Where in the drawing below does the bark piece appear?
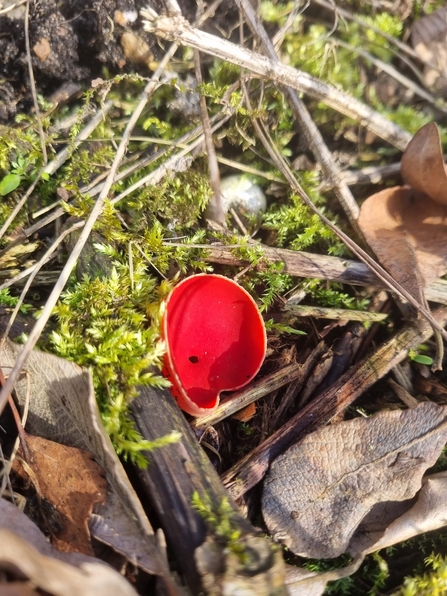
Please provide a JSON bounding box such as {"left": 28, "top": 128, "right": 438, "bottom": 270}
{"left": 13, "top": 434, "right": 107, "bottom": 555}
{"left": 129, "top": 384, "right": 286, "bottom": 595}
{"left": 262, "top": 402, "right": 447, "bottom": 559}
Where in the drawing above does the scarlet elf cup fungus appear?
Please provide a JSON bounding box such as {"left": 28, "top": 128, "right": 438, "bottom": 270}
{"left": 162, "top": 274, "right": 267, "bottom": 417}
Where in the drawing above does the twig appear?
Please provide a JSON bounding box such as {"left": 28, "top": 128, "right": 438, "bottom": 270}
{"left": 388, "top": 378, "right": 420, "bottom": 408}
{"left": 0, "top": 43, "right": 180, "bottom": 417}
{"left": 191, "top": 362, "right": 304, "bottom": 430}
{"left": 141, "top": 9, "right": 412, "bottom": 150}
{"left": 194, "top": 49, "right": 225, "bottom": 223}
{"left": 322, "top": 162, "right": 401, "bottom": 189}
{"left": 172, "top": 241, "right": 447, "bottom": 305}
{"left": 24, "top": 0, "right": 47, "bottom": 164}
{"left": 221, "top": 306, "right": 447, "bottom": 499}
{"left": 283, "top": 304, "right": 388, "bottom": 322}
{"left": 235, "top": 0, "right": 361, "bottom": 234}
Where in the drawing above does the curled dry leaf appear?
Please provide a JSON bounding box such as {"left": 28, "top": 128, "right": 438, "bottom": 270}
{"left": 284, "top": 558, "right": 363, "bottom": 596}
{"left": 262, "top": 402, "right": 447, "bottom": 559}
{"left": 400, "top": 122, "right": 447, "bottom": 205}
{"left": 0, "top": 340, "right": 164, "bottom": 575}
{"left": 358, "top": 122, "right": 447, "bottom": 303}
{"left": 12, "top": 434, "right": 107, "bottom": 556}
{"left": 0, "top": 497, "right": 116, "bottom": 567}
{"left": 350, "top": 470, "right": 447, "bottom": 555}
{"left": 0, "top": 528, "right": 137, "bottom": 596}
{"left": 358, "top": 186, "right": 447, "bottom": 297}
{"left": 412, "top": 7, "right": 447, "bottom": 96}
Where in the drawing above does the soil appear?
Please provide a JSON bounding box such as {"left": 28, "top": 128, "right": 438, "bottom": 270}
{"left": 0, "top": 0, "right": 232, "bottom": 121}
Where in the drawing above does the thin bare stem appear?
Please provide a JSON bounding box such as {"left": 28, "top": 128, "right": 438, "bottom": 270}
{"left": 235, "top": 0, "right": 361, "bottom": 233}
{"left": 24, "top": 0, "right": 47, "bottom": 164}
{"left": 141, "top": 9, "right": 411, "bottom": 149}
{"left": 194, "top": 49, "right": 225, "bottom": 223}
{"left": 0, "top": 221, "right": 84, "bottom": 345}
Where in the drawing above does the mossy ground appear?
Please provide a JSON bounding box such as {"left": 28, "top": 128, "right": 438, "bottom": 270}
{"left": 1, "top": 1, "right": 447, "bottom": 593}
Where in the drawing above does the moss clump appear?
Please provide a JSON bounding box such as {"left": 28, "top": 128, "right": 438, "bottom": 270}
{"left": 192, "top": 491, "right": 247, "bottom": 561}
{"left": 50, "top": 248, "right": 175, "bottom": 464}
{"left": 394, "top": 554, "right": 447, "bottom": 596}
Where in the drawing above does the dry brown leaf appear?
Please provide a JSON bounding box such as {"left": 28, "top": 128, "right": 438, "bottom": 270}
{"left": 0, "top": 340, "right": 164, "bottom": 575}
{"left": 401, "top": 122, "right": 447, "bottom": 204}
{"left": 232, "top": 402, "right": 256, "bottom": 422}
{"left": 349, "top": 471, "right": 447, "bottom": 555}
{"left": 262, "top": 402, "right": 447, "bottom": 559}
{"left": 358, "top": 186, "right": 447, "bottom": 294}
{"left": 0, "top": 497, "right": 105, "bottom": 567}
{"left": 0, "top": 583, "right": 38, "bottom": 596}
{"left": 13, "top": 434, "right": 107, "bottom": 556}
{"left": 0, "top": 529, "right": 138, "bottom": 596}
{"left": 412, "top": 7, "right": 447, "bottom": 96}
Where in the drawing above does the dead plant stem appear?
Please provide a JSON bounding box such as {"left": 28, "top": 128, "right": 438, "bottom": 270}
{"left": 244, "top": 94, "right": 447, "bottom": 344}
{"left": 235, "top": 0, "right": 361, "bottom": 233}
{"left": 24, "top": 0, "right": 47, "bottom": 164}
{"left": 141, "top": 9, "right": 412, "bottom": 149}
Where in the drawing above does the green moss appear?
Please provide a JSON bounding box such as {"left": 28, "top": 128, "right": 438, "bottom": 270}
{"left": 191, "top": 491, "right": 247, "bottom": 561}
{"left": 50, "top": 251, "right": 175, "bottom": 464}
{"left": 394, "top": 554, "right": 447, "bottom": 596}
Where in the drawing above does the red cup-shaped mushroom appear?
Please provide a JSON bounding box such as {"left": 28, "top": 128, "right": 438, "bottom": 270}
{"left": 162, "top": 274, "right": 266, "bottom": 416}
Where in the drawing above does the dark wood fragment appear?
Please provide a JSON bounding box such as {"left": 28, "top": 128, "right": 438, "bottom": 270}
{"left": 129, "top": 386, "right": 286, "bottom": 595}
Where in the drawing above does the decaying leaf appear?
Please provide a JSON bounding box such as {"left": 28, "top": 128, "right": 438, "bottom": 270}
{"left": 349, "top": 470, "right": 447, "bottom": 555}
{"left": 262, "top": 402, "right": 447, "bottom": 559}
{"left": 284, "top": 558, "right": 363, "bottom": 596}
{"left": 401, "top": 122, "right": 447, "bottom": 205}
{"left": 0, "top": 528, "right": 138, "bottom": 596}
{"left": 358, "top": 186, "right": 447, "bottom": 296}
{"left": 412, "top": 7, "right": 447, "bottom": 96}
{"left": 12, "top": 434, "right": 107, "bottom": 556}
{"left": 0, "top": 340, "right": 164, "bottom": 575}
{"left": 358, "top": 123, "right": 447, "bottom": 301}
{"left": 0, "top": 497, "right": 113, "bottom": 567}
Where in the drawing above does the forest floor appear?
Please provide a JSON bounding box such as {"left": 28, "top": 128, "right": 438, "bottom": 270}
{"left": 1, "top": 0, "right": 447, "bottom": 595}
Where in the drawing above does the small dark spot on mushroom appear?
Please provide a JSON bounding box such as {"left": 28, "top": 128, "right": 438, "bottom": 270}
{"left": 189, "top": 355, "right": 199, "bottom": 363}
